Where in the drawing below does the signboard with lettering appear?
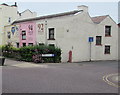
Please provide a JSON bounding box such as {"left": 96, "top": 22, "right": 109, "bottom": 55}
{"left": 38, "top": 24, "right": 44, "bottom": 32}
{"left": 42, "top": 54, "right": 54, "bottom": 57}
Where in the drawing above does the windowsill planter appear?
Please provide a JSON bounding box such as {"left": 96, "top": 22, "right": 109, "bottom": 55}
{"left": 0, "top": 56, "right": 5, "bottom": 66}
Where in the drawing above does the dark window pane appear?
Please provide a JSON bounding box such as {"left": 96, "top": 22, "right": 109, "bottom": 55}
{"left": 49, "top": 28, "right": 54, "bottom": 40}
{"left": 22, "top": 31, "right": 26, "bottom": 40}
{"left": 28, "top": 43, "right": 33, "bottom": 46}
{"left": 23, "top": 43, "right": 26, "bottom": 47}
{"left": 105, "top": 45, "right": 110, "bottom": 54}
{"left": 105, "top": 26, "right": 111, "bottom": 36}
{"left": 7, "top": 32, "right": 11, "bottom": 39}
{"left": 96, "top": 36, "right": 102, "bottom": 45}
{"left": 49, "top": 44, "right": 55, "bottom": 47}
{"left": 39, "top": 43, "right": 44, "bottom": 46}
{"left": 16, "top": 43, "right": 19, "bottom": 48}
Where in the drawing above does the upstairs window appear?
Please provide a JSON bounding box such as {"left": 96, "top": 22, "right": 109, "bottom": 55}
{"left": 96, "top": 36, "right": 102, "bottom": 45}
{"left": 48, "top": 28, "right": 55, "bottom": 40}
{"left": 22, "top": 31, "right": 26, "bottom": 40}
{"left": 105, "top": 45, "right": 110, "bottom": 54}
{"left": 105, "top": 26, "right": 111, "bottom": 36}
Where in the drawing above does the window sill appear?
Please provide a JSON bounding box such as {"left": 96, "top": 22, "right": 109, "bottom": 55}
{"left": 96, "top": 44, "right": 102, "bottom": 46}
{"left": 48, "top": 39, "right": 55, "bottom": 40}
{"left": 105, "top": 35, "right": 112, "bottom": 37}
{"left": 104, "top": 53, "right": 110, "bottom": 55}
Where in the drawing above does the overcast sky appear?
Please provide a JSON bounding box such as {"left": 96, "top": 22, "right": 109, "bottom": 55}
{"left": 1, "top": 2, "right": 119, "bottom": 23}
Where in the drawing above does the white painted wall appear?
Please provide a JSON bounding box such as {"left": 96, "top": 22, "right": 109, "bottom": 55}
{"left": 3, "top": 5, "right": 118, "bottom": 62}
{"left": 92, "top": 16, "right": 118, "bottom": 61}
{"left": 0, "top": 4, "right": 18, "bottom": 45}
{"left": 36, "top": 10, "right": 118, "bottom": 62}
{"left": 4, "top": 25, "right": 19, "bottom": 47}
{"left": 0, "top": 4, "right": 37, "bottom": 46}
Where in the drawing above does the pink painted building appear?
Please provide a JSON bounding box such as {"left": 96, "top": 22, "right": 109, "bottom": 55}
{"left": 19, "top": 22, "right": 36, "bottom": 47}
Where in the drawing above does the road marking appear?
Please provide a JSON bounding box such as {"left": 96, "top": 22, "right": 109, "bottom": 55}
{"left": 103, "top": 73, "right": 119, "bottom": 88}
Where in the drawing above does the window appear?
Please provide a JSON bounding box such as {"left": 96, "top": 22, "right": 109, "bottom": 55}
{"left": 23, "top": 43, "right": 26, "bottom": 47}
{"left": 8, "top": 17, "right": 11, "bottom": 23}
{"left": 28, "top": 43, "right": 33, "bottom": 46}
{"left": 105, "top": 26, "right": 111, "bottom": 36}
{"left": 7, "top": 32, "right": 11, "bottom": 39}
{"left": 16, "top": 43, "right": 19, "bottom": 48}
{"left": 39, "top": 43, "right": 44, "bottom": 46}
{"left": 49, "top": 44, "right": 55, "bottom": 47}
{"left": 96, "top": 36, "right": 102, "bottom": 45}
{"left": 105, "top": 45, "right": 110, "bottom": 54}
{"left": 49, "top": 28, "right": 55, "bottom": 40}
{"left": 22, "top": 31, "right": 26, "bottom": 40}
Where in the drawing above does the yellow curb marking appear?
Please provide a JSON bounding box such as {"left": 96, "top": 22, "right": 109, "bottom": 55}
{"left": 103, "top": 73, "right": 119, "bottom": 88}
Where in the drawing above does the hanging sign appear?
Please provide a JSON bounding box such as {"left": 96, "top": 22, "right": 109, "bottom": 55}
{"left": 11, "top": 27, "right": 15, "bottom": 35}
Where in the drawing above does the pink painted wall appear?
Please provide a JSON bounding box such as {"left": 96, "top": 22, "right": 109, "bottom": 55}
{"left": 19, "top": 22, "right": 36, "bottom": 47}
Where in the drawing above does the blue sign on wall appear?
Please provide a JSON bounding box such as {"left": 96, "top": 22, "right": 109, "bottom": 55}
{"left": 88, "top": 37, "right": 94, "bottom": 42}
{"left": 11, "top": 27, "right": 15, "bottom": 35}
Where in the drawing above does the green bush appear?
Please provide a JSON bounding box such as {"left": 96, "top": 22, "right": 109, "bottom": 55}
{"left": 2, "top": 44, "right": 61, "bottom": 63}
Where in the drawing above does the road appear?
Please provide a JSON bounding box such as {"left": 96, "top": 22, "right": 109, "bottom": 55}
{"left": 2, "top": 59, "right": 118, "bottom": 93}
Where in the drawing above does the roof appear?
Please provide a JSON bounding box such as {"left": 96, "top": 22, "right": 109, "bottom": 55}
{"left": 91, "top": 15, "right": 108, "bottom": 24}
{"left": 1, "top": 3, "right": 17, "bottom": 7}
{"left": 12, "top": 10, "right": 82, "bottom": 24}
{"left": 1, "top": 3, "right": 9, "bottom": 6}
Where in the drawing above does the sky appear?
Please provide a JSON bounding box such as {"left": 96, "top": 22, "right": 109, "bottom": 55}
{"left": 0, "top": 1, "right": 119, "bottom": 23}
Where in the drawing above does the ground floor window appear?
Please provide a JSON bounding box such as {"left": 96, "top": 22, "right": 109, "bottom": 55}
{"left": 49, "top": 44, "right": 55, "bottom": 47}
{"left": 105, "top": 45, "right": 110, "bottom": 54}
{"left": 23, "top": 43, "right": 26, "bottom": 47}
{"left": 28, "top": 43, "right": 33, "bottom": 46}
{"left": 39, "top": 43, "right": 44, "bottom": 46}
{"left": 16, "top": 42, "right": 19, "bottom": 48}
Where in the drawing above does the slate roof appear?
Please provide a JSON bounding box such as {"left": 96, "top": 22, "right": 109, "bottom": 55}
{"left": 91, "top": 15, "right": 108, "bottom": 24}
{"left": 12, "top": 10, "right": 82, "bottom": 24}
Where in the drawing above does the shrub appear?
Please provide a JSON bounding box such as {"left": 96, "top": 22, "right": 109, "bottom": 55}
{"left": 2, "top": 44, "right": 61, "bottom": 63}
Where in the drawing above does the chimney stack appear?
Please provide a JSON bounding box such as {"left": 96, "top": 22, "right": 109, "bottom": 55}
{"left": 15, "top": 2, "right": 17, "bottom": 7}
{"left": 77, "top": 5, "right": 88, "bottom": 13}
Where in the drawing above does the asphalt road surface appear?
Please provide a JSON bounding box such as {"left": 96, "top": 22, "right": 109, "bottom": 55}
{"left": 2, "top": 59, "right": 118, "bottom": 93}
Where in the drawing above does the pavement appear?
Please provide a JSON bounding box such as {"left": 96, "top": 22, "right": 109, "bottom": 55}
{"left": 1, "top": 59, "right": 119, "bottom": 93}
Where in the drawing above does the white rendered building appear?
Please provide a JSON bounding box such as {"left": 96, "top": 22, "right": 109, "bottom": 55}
{"left": 7, "top": 5, "right": 118, "bottom": 62}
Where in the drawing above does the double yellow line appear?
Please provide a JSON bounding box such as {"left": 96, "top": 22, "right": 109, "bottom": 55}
{"left": 103, "top": 73, "right": 119, "bottom": 88}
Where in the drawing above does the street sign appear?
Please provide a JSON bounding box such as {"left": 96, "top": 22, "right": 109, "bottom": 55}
{"left": 42, "top": 54, "right": 54, "bottom": 57}
{"left": 88, "top": 37, "right": 94, "bottom": 42}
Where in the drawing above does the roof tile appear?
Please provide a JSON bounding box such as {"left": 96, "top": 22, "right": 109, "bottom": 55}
{"left": 91, "top": 15, "right": 108, "bottom": 24}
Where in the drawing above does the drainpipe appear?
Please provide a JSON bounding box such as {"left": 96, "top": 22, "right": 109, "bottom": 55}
{"left": 45, "top": 20, "right": 47, "bottom": 45}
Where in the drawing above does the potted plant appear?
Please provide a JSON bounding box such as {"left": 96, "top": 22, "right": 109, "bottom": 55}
{"left": 0, "top": 56, "right": 5, "bottom": 66}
